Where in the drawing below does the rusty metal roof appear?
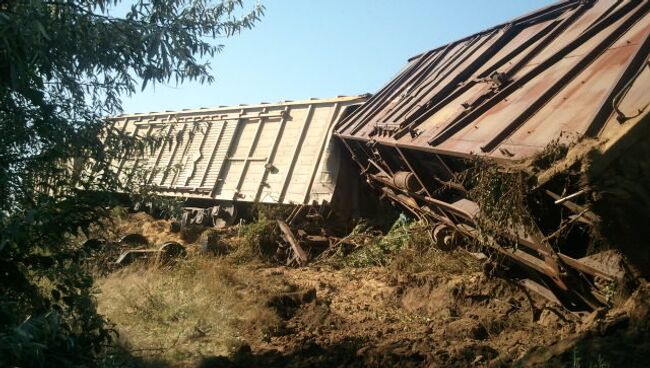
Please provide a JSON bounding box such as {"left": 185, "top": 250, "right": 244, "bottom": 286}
{"left": 335, "top": 0, "right": 649, "bottom": 160}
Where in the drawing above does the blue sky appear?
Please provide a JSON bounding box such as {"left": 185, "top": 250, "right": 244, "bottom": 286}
{"left": 121, "top": 0, "right": 555, "bottom": 114}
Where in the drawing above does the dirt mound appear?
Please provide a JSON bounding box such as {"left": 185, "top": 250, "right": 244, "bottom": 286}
{"left": 94, "top": 212, "right": 649, "bottom": 367}
{"left": 84, "top": 210, "right": 184, "bottom": 247}
{"left": 207, "top": 267, "right": 571, "bottom": 368}
{"left": 194, "top": 268, "right": 649, "bottom": 368}
{"left": 516, "top": 282, "right": 650, "bottom": 368}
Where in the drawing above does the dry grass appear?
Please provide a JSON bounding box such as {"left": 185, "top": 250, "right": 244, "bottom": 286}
{"left": 390, "top": 247, "right": 482, "bottom": 275}
{"left": 85, "top": 208, "right": 183, "bottom": 246}
{"left": 96, "top": 257, "right": 294, "bottom": 366}
{"left": 92, "top": 211, "right": 483, "bottom": 367}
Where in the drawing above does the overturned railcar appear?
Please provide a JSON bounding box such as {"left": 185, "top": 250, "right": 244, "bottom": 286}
{"left": 111, "top": 96, "right": 366, "bottom": 226}
{"left": 335, "top": 0, "right": 650, "bottom": 310}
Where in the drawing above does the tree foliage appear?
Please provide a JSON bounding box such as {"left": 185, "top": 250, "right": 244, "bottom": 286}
{"left": 0, "top": 1, "right": 263, "bottom": 366}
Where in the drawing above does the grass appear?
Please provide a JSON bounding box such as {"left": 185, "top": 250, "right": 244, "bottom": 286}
{"left": 466, "top": 159, "right": 536, "bottom": 248}
{"left": 96, "top": 257, "right": 294, "bottom": 366}
{"left": 530, "top": 139, "right": 569, "bottom": 172}
{"left": 339, "top": 215, "right": 413, "bottom": 267}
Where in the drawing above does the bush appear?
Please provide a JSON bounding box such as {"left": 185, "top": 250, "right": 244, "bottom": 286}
{"left": 0, "top": 1, "right": 263, "bottom": 366}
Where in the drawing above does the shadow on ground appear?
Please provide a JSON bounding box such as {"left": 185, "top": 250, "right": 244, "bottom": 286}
{"left": 196, "top": 337, "right": 428, "bottom": 368}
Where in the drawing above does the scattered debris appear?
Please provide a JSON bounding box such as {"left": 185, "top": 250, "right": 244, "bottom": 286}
{"left": 94, "top": 212, "right": 650, "bottom": 367}
{"left": 114, "top": 240, "right": 186, "bottom": 267}
{"left": 104, "top": 0, "right": 649, "bottom": 313}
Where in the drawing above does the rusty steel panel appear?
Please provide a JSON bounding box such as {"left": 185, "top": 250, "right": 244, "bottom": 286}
{"left": 336, "top": 0, "right": 649, "bottom": 160}
{"left": 335, "top": 0, "right": 649, "bottom": 310}
{"left": 112, "top": 96, "right": 366, "bottom": 205}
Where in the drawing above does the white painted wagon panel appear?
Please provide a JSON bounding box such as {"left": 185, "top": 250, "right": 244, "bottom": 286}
{"left": 184, "top": 122, "right": 219, "bottom": 188}
{"left": 161, "top": 126, "right": 192, "bottom": 187}
{"left": 239, "top": 161, "right": 266, "bottom": 199}
{"left": 307, "top": 105, "right": 349, "bottom": 204}
{"left": 201, "top": 120, "right": 237, "bottom": 189}
{"left": 114, "top": 120, "right": 145, "bottom": 184}
{"left": 173, "top": 124, "right": 208, "bottom": 187}
{"left": 260, "top": 107, "right": 309, "bottom": 203}
{"left": 283, "top": 105, "right": 337, "bottom": 204}
{"left": 139, "top": 125, "right": 166, "bottom": 176}
{"left": 111, "top": 96, "right": 366, "bottom": 204}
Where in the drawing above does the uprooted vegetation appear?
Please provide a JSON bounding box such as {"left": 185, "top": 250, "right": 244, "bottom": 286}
{"left": 321, "top": 217, "right": 481, "bottom": 275}
{"left": 465, "top": 134, "right": 647, "bottom": 266}
{"left": 463, "top": 138, "right": 579, "bottom": 250}
{"left": 462, "top": 135, "right": 648, "bottom": 305}
{"left": 466, "top": 161, "right": 537, "bottom": 249}
{"left": 89, "top": 210, "right": 650, "bottom": 368}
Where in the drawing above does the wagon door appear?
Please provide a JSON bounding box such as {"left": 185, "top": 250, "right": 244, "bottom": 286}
{"left": 212, "top": 108, "right": 287, "bottom": 201}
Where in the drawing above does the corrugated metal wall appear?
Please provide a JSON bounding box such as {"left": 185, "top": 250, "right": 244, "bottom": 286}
{"left": 111, "top": 96, "right": 366, "bottom": 205}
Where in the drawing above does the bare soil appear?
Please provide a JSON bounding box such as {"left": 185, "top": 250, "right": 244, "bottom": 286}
{"left": 95, "top": 213, "right": 650, "bottom": 368}
{"left": 249, "top": 266, "right": 568, "bottom": 367}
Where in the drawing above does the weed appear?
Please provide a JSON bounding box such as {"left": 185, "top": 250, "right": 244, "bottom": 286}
{"left": 338, "top": 216, "right": 481, "bottom": 274}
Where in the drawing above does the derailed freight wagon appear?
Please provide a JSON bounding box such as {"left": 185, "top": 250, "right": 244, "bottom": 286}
{"left": 110, "top": 96, "right": 366, "bottom": 227}
{"left": 335, "top": 0, "right": 650, "bottom": 310}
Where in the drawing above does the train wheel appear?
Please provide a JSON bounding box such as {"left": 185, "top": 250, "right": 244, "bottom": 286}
{"left": 432, "top": 224, "right": 457, "bottom": 251}
{"left": 212, "top": 203, "right": 238, "bottom": 229}
{"left": 157, "top": 241, "right": 186, "bottom": 266}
